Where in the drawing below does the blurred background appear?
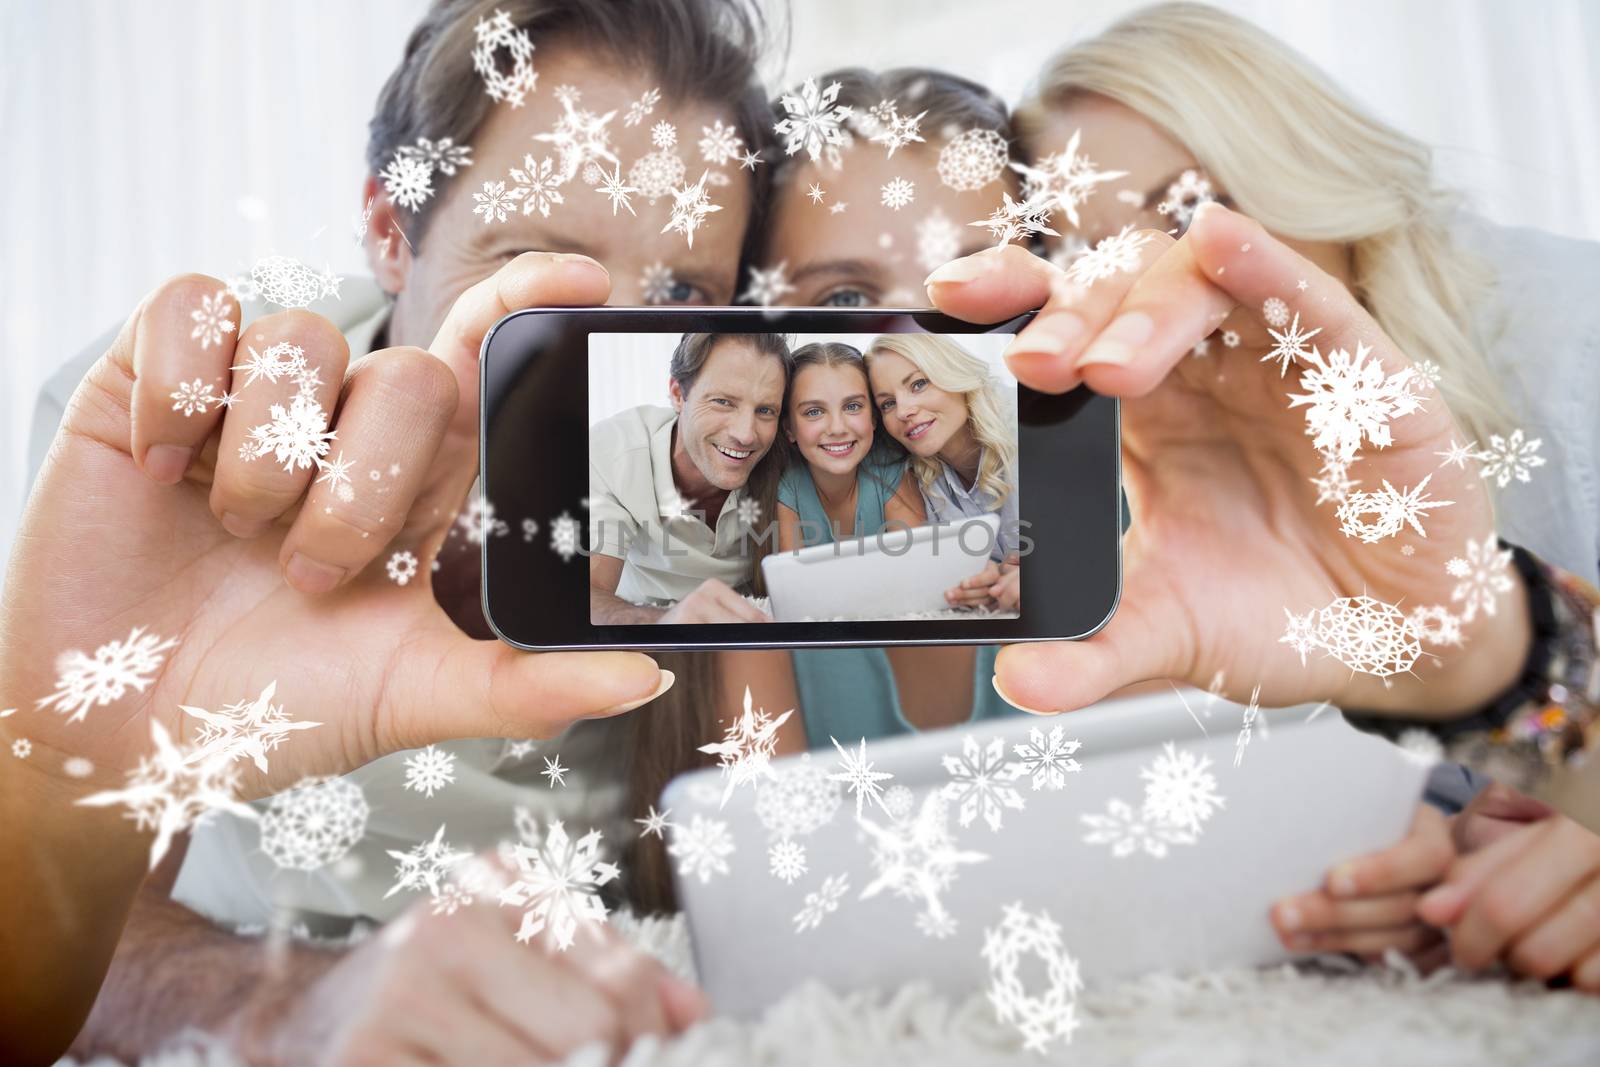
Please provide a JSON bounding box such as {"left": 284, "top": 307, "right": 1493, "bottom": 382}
{"left": 2, "top": 0, "right": 1597, "bottom": 562}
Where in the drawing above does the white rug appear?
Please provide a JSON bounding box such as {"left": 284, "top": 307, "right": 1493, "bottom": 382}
{"left": 74, "top": 912, "right": 1600, "bottom": 1067}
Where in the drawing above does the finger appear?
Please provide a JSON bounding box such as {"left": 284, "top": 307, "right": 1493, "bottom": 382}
{"left": 1506, "top": 872, "right": 1600, "bottom": 979}
{"left": 1326, "top": 806, "right": 1454, "bottom": 897}
{"left": 1576, "top": 946, "right": 1600, "bottom": 993}
{"left": 1446, "top": 820, "right": 1600, "bottom": 970}
{"left": 710, "top": 585, "right": 771, "bottom": 622}
{"left": 656, "top": 970, "right": 711, "bottom": 1030}
{"left": 1454, "top": 783, "right": 1557, "bottom": 852}
{"left": 503, "top": 946, "right": 627, "bottom": 1061}
{"left": 275, "top": 347, "right": 457, "bottom": 594}
{"left": 416, "top": 253, "right": 611, "bottom": 540}
{"left": 209, "top": 311, "right": 350, "bottom": 538}
{"left": 1274, "top": 891, "right": 1423, "bottom": 937}
{"left": 991, "top": 566, "right": 1192, "bottom": 712}
{"left": 127, "top": 275, "right": 241, "bottom": 484}
{"left": 382, "top": 621, "right": 672, "bottom": 751}
{"left": 1417, "top": 819, "right": 1543, "bottom": 927}
{"left": 1286, "top": 923, "right": 1440, "bottom": 958}
{"left": 558, "top": 928, "right": 674, "bottom": 1046}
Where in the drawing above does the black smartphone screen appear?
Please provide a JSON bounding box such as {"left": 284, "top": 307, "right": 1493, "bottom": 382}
{"left": 480, "top": 307, "right": 1120, "bottom": 650}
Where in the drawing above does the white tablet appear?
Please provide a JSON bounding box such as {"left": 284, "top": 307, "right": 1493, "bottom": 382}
{"left": 662, "top": 689, "right": 1429, "bottom": 1020}
{"left": 760, "top": 513, "right": 1008, "bottom": 622}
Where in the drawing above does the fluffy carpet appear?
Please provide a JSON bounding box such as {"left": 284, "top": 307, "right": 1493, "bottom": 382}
{"left": 71, "top": 911, "right": 1600, "bottom": 1066}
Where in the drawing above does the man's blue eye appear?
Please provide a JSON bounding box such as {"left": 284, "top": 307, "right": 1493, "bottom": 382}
{"left": 820, "top": 289, "right": 870, "bottom": 307}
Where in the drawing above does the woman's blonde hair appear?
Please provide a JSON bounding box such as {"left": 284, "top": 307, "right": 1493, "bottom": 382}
{"left": 1013, "top": 1, "right": 1513, "bottom": 448}
{"left": 865, "top": 334, "right": 1017, "bottom": 505}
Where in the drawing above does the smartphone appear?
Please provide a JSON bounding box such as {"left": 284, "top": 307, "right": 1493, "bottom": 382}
{"left": 479, "top": 306, "right": 1120, "bottom": 651}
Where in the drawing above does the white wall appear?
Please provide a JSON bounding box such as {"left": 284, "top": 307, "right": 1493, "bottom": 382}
{"left": 4, "top": 0, "right": 1597, "bottom": 564}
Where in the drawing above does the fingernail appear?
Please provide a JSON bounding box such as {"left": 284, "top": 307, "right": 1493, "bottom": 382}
{"left": 1329, "top": 863, "right": 1358, "bottom": 897}
{"left": 923, "top": 254, "right": 989, "bottom": 289}
{"left": 220, "top": 510, "right": 269, "bottom": 539}
{"left": 1192, "top": 199, "right": 1226, "bottom": 225}
{"left": 599, "top": 669, "right": 676, "bottom": 715}
{"left": 1004, "top": 313, "right": 1086, "bottom": 360}
{"left": 1289, "top": 934, "right": 1313, "bottom": 951}
{"left": 144, "top": 444, "right": 193, "bottom": 484}
{"left": 1276, "top": 903, "right": 1301, "bottom": 932}
{"left": 286, "top": 552, "right": 347, "bottom": 594}
{"left": 1077, "top": 311, "right": 1154, "bottom": 369}
{"left": 992, "top": 674, "right": 1053, "bottom": 715}
{"left": 1419, "top": 883, "right": 1465, "bottom": 917}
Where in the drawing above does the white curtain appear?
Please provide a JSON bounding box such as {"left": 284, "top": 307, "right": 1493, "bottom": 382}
{"left": 4, "top": 0, "right": 1597, "bottom": 561}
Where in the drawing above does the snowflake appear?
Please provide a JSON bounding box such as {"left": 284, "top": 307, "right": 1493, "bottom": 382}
{"left": 855, "top": 98, "right": 927, "bottom": 159}
{"left": 754, "top": 755, "right": 842, "bottom": 839}
{"left": 698, "top": 118, "right": 744, "bottom": 165}
{"left": 552, "top": 83, "right": 581, "bottom": 108}
{"left": 650, "top": 121, "right": 678, "bottom": 150}
{"left": 624, "top": 87, "right": 660, "bottom": 127}
{"left": 1156, "top": 169, "right": 1215, "bottom": 230}
{"left": 698, "top": 687, "right": 795, "bottom": 807}
{"left": 969, "top": 192, "right": 1060, "bottom": 248}
{"left": 740, "top": 262, "right": 795, "bottom": 307}
{"left": 1082, "top": 797, "right": 1192, "bottom": 858}
{"left": 1279, "top": 608, "right": 1321, "bottom": 666}
{"left": 1262, "top": 297, "right": 1290, "bottom": 329}
{"left": 169, "top": 378, "right": 218, "bottom": 417}
{"left": 880, "top": 177, "right": 915, "bottom": 211}
{"left": 1140, "top": 742, "right": 1224, "bottom": 835}
{"left": 471, "top": 8, "right": 537, "bottom": 107}
{"left": 1475, "top": 429, "right": 1546, "bottom": 488}
{"left": 1261, "top": 312, "right": 1323, "bottom": 376}
{"left": 668, "top": 813, "right": 735, "bottom": 883}
{"left": 806, "top": 182, "right": 826, "bottom": 205}
{"left": 794, "top": 873, "right": 850, "bottom": 933}
{"left": 498, "top": 817, "right": 619, "bottom": 951}
{"left": 638, "top": 262, "right": 677, "bottom": 305}
{"left": 472, "top": 179, "right": 517, "bottom": 224}
{"left": 736, "top": 496, "right": 763, "bottom": 531}
{"left": 1287, "top": 342, "right": 1423, "bottom": 463}
{"left": 458, "top": 497, "right": 509, "bottom": 544}
{"left": 1397, "top": 728, "right": 1446, "bottom": 767}
{"left": 1415, "top": 358, "right": 1443, "bottom": 387}
{"left": 37, "top": 625, "right": 179, "bottom": 724}
{"left": 1435, "top": 439, "right": 1478, "bottom": 470}
{"left": 917, "top": 208, "right": 962, "bottom": 273}
{"left": 313, "top": 452, "right": 355, "bottom": 502}
{"left": 386, "top": 550, "right": 419, "bottom": 586}
{"left": 660, "top": 170, "right": 723, "bottom": 248}
{"left": 380, "top": 154, "right": 434, "bottom": 211}
{"left": 636, "top": 804, "right": 673, "bottom": 839}
{"left": 630, "top": 152, "right": 687, "bottom": 212}
{"left": 1233, "top": 685, "right": 1263, "bottom": 768}
{"left": 1221, "top": 329, "right": 1241, "bottom": 348}
{"left": 77, "top": 719, "right": 256, "bottom": 870}
{"left": 1406, "top": 604, "right": 1464, "bottom": 647}
{"left": 941, "top": 734, "right": 1027, "bottom": 832}
{"left": 249, "top": 255, "right": 342, "bottom": 310}
{"left": 1011, "top": 725, "right": 1082, "bottom": 791}
{"left": 403, "top": 744, "right": 457, "bottom": 798}
{"left": 1446, "top": 535, "right": 1514, "bottom": 623}
{"left": 384, "top": 824, "right": 470, "bottom": 902}
{"left": 259, "top": 775, "right": 370, "bottom": 871}
{"left": 982, "top": 902, "right": 1083, "bottom": 1054}
{"left": 768, "top": 838, "right": 807, "bottom": 884}
{"left": 231, "top": 340, "right": 306, "bottom": 388}
{"left": 1065, "top": 224, "right": 1151, "bottom": 287}
{"left": 239, "top": 393, "right": 337, "bottom": 473}
{"left": 549, "top": 511, "right": 581, "bottom": 561}
{"left": 1315, "top": 594, "right": 1422, "bottom": 677}
{"left": 398, "top": 136, "right": 472, "bottom": 176}
{"left": 12, "top": 738, "right": 32, "bottom": 759}
{"left": 937, "top": 127, "right": 1009, "bottom": 192}
{"left": 180, "top": 680, "right": 321, "bottom": 774}
{"left": 858, "top": 791, "right": 987, "bottom": 927}
{"left": 1335, "top": 474, "right": 1454, "bottom": 542}
{"left": 507, "top": 153, "right": 565, "bottom": 218}
{"left": 541, "top": 754, "right": 567, "bottom": 788}
{"left": 916, "top": 907, "right": 958, "bottom": 939}
{"left": 592, "top": 162, "right": 637, "bottom": 217}
{"left": 827, "top": 735, "right": 895, "bottom": 818}
{"left": 1309, "top": 451, "right": 1361, "bottom": 506}
{"left": 1009, "top": 128, "right": 1125, "bottom": 229}
{"left": 532, "top": 94, "right": 618, "bottom": 181}
{"left": 774, "top": 77, "right": 853, "bottom": 163}
{"left": 189, "top": 290, "right": 236, "bottom": 349}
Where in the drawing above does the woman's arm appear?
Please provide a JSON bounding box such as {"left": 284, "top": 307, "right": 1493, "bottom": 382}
{"left": 714, "top": 649, "right": 807, "bottom": 755}
{"left": 777, "top": 502, "right": 803, "bottom": 554}
{"left": 884, "top": 467, "right": 927, "bottom": 529}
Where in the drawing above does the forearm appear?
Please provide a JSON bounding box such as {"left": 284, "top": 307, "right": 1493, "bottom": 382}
{"left": 70, "top": 884, "right": 343, "bottom": 1063}
{"left": 590, "top": 587, "right": 667, "bottom": 624}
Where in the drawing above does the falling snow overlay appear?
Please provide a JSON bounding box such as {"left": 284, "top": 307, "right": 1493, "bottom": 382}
{"left": 698, "top": 687, "right": 795, "bottom": 807}
{"left": 11, "top": 739, "right": 30, "bottom": 759}
{"left": 1279, "top": 608, "right": 1320, "bottom": 665}
{"left": 1407, "top": 604, "right": 1464, "bottom": 647}
{"left": 754, "top": 755, "right": 843, "bottom": 839}
{"left": 189, "top": 290, "right": 236, "bottom": 349}
{"left": 858, "top": 791, "right": 988, "bottom": 933}
{"left": 1262, "top": 312, "right": 1323, "bottom": 376}
{"left": 507, "top": 153, "right": 565, "bottom": 218}
{"left": 542, "top": 754, "right": 567, "bottom": 788}
{"left": 861, "top": 98, "right": 926, "bottom": 157}
{"left": 641, "top": 262, "right": 676, "bottom": 304}
{"left": 624, "top": 87, "right": 660, "bottom": 127}
{"left": 249, "top": 255, "right": 343, "bottom": 309}
{"left": 1436, "top": 439, "right": 1478, "bottom": 470}
{"left": 594, "top": 162, "right": 638, "bottom": 216}
{"left": 774, "top": 78, "right": 853, "bottom": 163}
{"left": 1157, "top": 169, "right": 1216, "bottom": 230}
{"left": 259, "top": 775, "right": 370, "bottom": 871}
{"left": 941, "top": 733, "right": 1028, "bottom": 832}
{"left": 77, "top": 720, "right": 257, "bottom": 871}
{"left": 1140, "top": 742, "right": 1225, "bottom": 835}
{"left": 668, "top": 813, "right": 735, "bottom": 883}
{"left": 768, "top": 838, "right": 808, "bottom": 884}
{"left": 917, "top": 209, "right": 962, "bottom": 273}
{"left": 661, "top": 170, "right": 723, "bottom": 248}
{"left": 169, "top": 378, "right": 218, "bottom": 416}
{"left": 1335, "top": 475, "right": 1455, "bottom": 542}
{"left": 386, "top": 551, "right": 419, "bottom": 586}
{"left": 969, "top": 192, "right": 1060, "bottom": 248}
{"left": 1234, "top": 686, "right": 1263, "bottom": 768}
{"left": 1447, "top": 535, "right": 1515, "bottom": 623}
{"left": 937, "top": 127, "right": 1008, "bottom": 192}
{"left": 1312, "top": 595, "right": 1423, "bottom": 677}
{"left": 1287, "top": 342, "right": 1423, "bottom": 463}
{"left": 651, "top": 121, "right": 678, "bottom": 150}
{"left": 385, "top": 824, "right": 470, "bottom": 902}
{"left": 472, "top": 179, "right": 517, "bottom": 224}
{"left": 380, "top": 153, "right": 434, "bottom": 211}
{"left": 403, "top": 744, "right": 457, "bottom": 798}
{"left": 1081, "top": 797, "right": 1193, "bottom": 858}
{"left": 181, "top": 680, "right": 321, "bottom": 774}
{"left": 38, "top": 626, "right": 179, "bottom": 724}
{"left": 398, "top": 136, "right": 472, "bottom": 176}
{"left": 471, "top": 8, "right": 537, "bottom": 107}
{"left": 1065, "top": 225, "right": 1152, "bottom": 287}
{"left": 1010, "top": 128, "right": 1126, "bottom": 229}
{"left": 458, "top": 497, "right": 509, "bottom": 544}
{"left": 550, "top": 511, "right": 581, "bottom": 560}
{"left": 533, "top": 92, "right": 618, "bottom": 181}
{"left": 239, "top": 394, "right": 337, "bottom": 473}
{"left": 498, "top": 817, "right": 619, "bottom": 951}
{"left": 698, "top": 119, "right": 744, "bottom": 165}
{"left": 316, "top": 451, "right": 355, "bottom": 499}
{"left": 629, "top": 148, "right": 687, "bottom": 206}
{"left": 827, "top": 735, "right": 895, "bottom": 818}
{"left": 1475, "top": 429, "right": 1546, "bottom": 488}
{"left": 983, "top": 902, "right": 1083, "bottom": 1054}
{"left": 1262, "top": 297, "right": 1290, "bottom": 329}
{"left": 636, "top": 804, "right": 674, "bottom": 839}
{"left": 231, "top": 340, "right": 306, "bottom": 388}
{"left": 793, "top": 873, "right": 850, "bottom": 933}
{"left": 1012, "top": 725, "right": 1082, "bottom": 791}
{"left": 740, "top": 262, "right": 795, "bottom": 307}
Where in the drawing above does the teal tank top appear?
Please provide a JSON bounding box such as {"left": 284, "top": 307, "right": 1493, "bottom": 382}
{"left": 792, "top": 645, "right": 1019, "bottom": 748}
{"left": 776, "top": 446, "right": 906, "bottom": 545}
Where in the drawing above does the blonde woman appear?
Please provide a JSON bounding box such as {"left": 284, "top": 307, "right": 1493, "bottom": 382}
{"left": 866, "top": 332, "right": 1022, "bottom": 612}
{"left": 937, "top": 3, "right": 1600, "bottom": 988}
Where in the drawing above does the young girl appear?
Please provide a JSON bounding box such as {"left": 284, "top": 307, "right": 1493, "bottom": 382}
{"left": 773, "top": 341, "right": 925, "bottom": 553}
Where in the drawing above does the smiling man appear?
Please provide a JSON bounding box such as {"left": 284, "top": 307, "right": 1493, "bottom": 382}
{"left": 589, "top": 331, "right": 791, "bottom": 624}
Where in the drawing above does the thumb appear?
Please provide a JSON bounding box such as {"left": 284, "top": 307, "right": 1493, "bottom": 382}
{"left": 383, "top": 621, "right": 671, "bottom": 751}
{"left": 1417, "top": 818, "right": 1541, "bottom": 927}
{"left": 656, "top": 970, "right": 711, "bottom": 1030}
